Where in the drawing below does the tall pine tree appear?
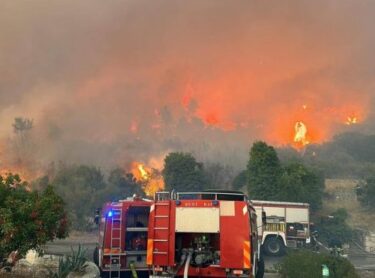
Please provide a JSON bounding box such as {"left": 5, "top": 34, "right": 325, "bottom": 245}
{"left": 247, "top": 141, "right": 282, "bottom": 200}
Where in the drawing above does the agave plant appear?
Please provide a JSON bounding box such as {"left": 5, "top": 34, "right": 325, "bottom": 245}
{"left": 48, "top": 245, "right": 87, "bottom": 278}
{"left": 67, "top": 244, "right": 87, "bottom": 273}
{"left": 48, "top": 256, "right": 71, "bottom": 278}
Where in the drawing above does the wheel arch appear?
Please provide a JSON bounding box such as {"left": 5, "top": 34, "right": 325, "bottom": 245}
{"left": 262, "top": 232, "right": 286, "bottom": 246}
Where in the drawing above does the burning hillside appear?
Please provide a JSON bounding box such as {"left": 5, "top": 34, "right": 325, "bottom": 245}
{"left": 0, "top": 1, "right": 374, "bottom": 172}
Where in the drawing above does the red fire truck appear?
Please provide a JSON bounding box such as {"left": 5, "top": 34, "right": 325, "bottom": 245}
{"left": 147, "top": 191, "right": 264, "bottom": 278}
{"left": 94, "top": 196, "right": 152, "bottom": 278}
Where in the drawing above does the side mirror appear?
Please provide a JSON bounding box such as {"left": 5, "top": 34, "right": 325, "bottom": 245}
{"left": 262, "top": 210, "right": 267, "bottom": 226}
{"left": 94, "top": 208, "right": 100, "bottom": 225}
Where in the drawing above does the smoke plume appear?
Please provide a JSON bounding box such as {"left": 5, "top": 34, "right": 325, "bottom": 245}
{"left": 0, "top": 0, "right": 375, "bottom": 175}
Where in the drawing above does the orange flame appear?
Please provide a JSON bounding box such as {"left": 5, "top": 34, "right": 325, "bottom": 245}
{"left": 137, "top": 164, "right": 150, "bottom": 180}
{"left": 345, "top": 116, "right": 358, "bottom": 125}
{"left": 0, "top": 166, "right": 38, "bottom": 183}
{"left": 131, "top": 162, "right": 165, "bottom": 196}
{"left": 264, "top": 100, "right": 368, "bottom": 148}
{"left": 294, "top": 121, "right": 309, "bottom": 147}
{"left": 0, "top": 169, "right": 15, "bottom": 178}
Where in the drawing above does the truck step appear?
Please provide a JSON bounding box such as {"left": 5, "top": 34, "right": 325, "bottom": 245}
{"left": 153, "top": 251, "right": 168, "bottom": 255}
{"left": 126, "top": 227, "right": 148, "bottom": 232}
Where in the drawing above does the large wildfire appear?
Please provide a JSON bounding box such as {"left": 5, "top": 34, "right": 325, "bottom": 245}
{"left": 0, "top": 1, "right": 374, "bottom": 182}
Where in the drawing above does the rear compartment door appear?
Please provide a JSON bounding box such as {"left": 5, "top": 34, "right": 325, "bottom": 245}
{"left": 285, "top": 207, "right": 309, "bottom": 223}
{"left": 220, "top": 201, "right": 251, "bottom": 269}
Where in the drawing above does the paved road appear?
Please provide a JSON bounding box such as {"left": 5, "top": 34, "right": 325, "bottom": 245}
{"left": 43, "top": 232, "right": 98, "bottom": 259}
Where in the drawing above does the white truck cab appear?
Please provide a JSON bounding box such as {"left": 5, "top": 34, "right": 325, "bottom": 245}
{"left": 252, "top": 200, "right": 311, "bottom": 256}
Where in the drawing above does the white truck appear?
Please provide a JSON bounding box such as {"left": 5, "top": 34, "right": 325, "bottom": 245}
{"left": 252, "top": 200, "right": 311, "bottom": 256}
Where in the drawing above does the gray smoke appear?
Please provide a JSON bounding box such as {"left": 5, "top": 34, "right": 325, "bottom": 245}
{"left": 0, "top": 0, "right": 374, "bottom": 175}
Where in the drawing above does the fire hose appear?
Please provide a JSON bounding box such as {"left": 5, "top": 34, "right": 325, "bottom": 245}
{"left": 183, "top": 252, "right": 192, "bottom": 278}
{"left": 129, "top": 262, "right": 138, "bottom": 278}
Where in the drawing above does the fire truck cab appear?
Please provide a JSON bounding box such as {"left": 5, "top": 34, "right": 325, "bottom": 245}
{"left": 94, "top": 196, "right": 152, "bottom": 278}
{"left": 147, "top": 190, "right": 264, "bottom": 278}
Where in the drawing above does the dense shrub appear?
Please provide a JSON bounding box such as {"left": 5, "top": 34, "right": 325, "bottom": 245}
{"left": 0, "top": 173, "right": 68, "bottom": 261}
{"left": 278, "top": 250, "right": 359, "bottom": 278}
{"left": 317, "top": 208, "right": 353, "bottom": 245}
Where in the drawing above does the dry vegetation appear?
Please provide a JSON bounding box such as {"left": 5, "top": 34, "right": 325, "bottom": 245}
{"left": 323, "top": 179, "right": 375, "bottom": 231}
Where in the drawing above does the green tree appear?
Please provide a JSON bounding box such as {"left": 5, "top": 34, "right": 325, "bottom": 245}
{"left": 52, "top": 165, "right": 106, "bottom": 230}
{"left": 96, "top": 168, "right": 143, "bottom": 204}
{"left": 246, "top": 142, "right": 324, "bottom": 209}
{"left": 278, "top": 163, "right": 324, "bottom": 211}
{"left": 51, "top": 164, "right": 147, "bottom": 230}
{"left": 0, "top": 173, "right": 68, "bottom": 261}
{"left": 247, "top": 141, "right": 282, "bottom": 200}
{"left": 232, "top": 170, "right": 247, "bottom": 190}
{"left": 11, "top": 117, "right": 35, "bottom": 164}
{"left": 163, "top": 152, "right": 209, "bottom": 191}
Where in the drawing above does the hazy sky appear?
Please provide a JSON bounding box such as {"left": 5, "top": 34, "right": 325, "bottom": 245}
{"left": 1, "top": 0, "right": 374, "bottom": 172}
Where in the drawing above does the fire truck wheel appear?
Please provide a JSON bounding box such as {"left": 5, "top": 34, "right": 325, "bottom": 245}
{"left": 93, "top": 246, "right": 99, "bottom": 266}
{"left": 264, "top": 237, "right": 285, "bottom": 256}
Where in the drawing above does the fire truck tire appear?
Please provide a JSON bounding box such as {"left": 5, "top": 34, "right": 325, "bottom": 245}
{"left": 264, "top": 237, "right": 285, "bottom": 256}
{"left": 93, "top": 246, "right": 99, "bottom": 266}
{"left": 256, "top": 252, "right": 265, "bottom": 278}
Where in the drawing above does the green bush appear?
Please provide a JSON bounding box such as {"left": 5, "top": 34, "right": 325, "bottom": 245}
{"left": 318, "top": 208, "right": 353, "bottom": 245}
{"left": 278, "top": 250, "right": 359, "bottom": 278}
{"left": 0, "top": 174, "right": 68, "bottom": 261}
